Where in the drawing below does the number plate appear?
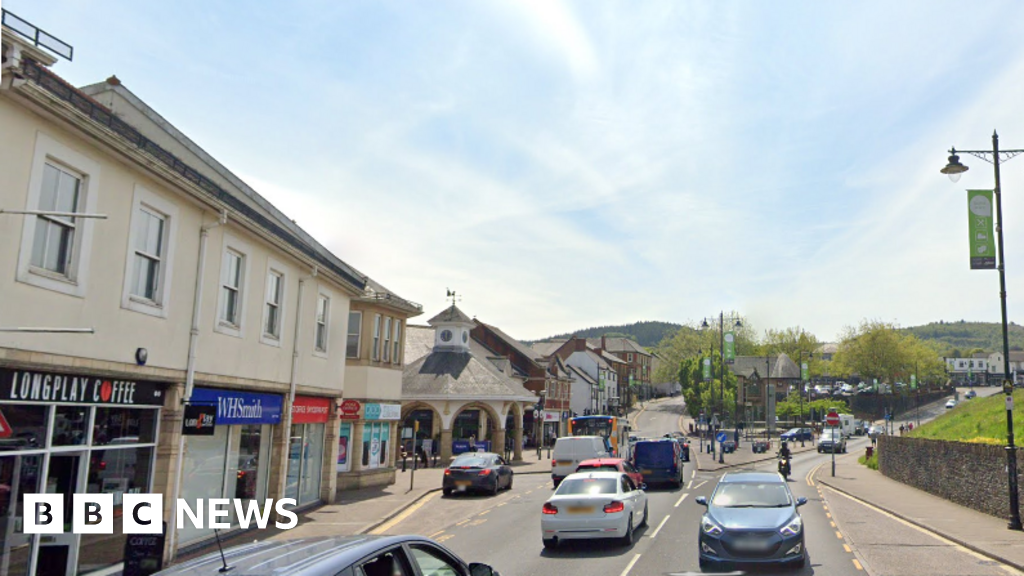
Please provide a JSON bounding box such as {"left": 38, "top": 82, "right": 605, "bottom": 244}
{"left": 455, "top": 481, "right": 472, "bottom": 487}
{"left": 557, "top": 460, "right": 573, "bottom": 465}
{"left": 566, "top": 506, "right": 594, "bottom": 514}
{"left": 641, "top": 470, "right": 652, "bottom": 474}
{"left": 733, "top": 538, "right": 769, "bottom": 551}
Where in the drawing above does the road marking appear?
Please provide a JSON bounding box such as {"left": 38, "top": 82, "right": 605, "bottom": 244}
{"left": 436, "top": 534, "right": 453, "bottom": 543}
{"left": 469, "top": 518, "right": 487, "bottom": 526}
{"left": 370, "top": 492, "right": 439, "bottom": 534}
{"left": 456, "top": 519, "right": 470, "bottom": 527}
{"left": 852, "top": 559, "right": 863, "bottom": 571}
{"left": 497, "top": 502, "right": 507, "bottom": 507}
{"left": 688, "top": 480, "right": 693, "bottom": 489}
{"left": 835, "top": 531, "right": 843, "bottom": 539}
{"left": 692, "top": 480, "right": 706, "bottom": 489}
{"left": 843, "top": 544, "right": 852, "bottom": 553}
{"left": 478, "top": 509, "right": 490, "bottom": 516}
{"left": 823, "top": 505, "right": 828, "bottom": 511}
{"left": 806, "top": 462, "right": 824, "bottom": 486}
{"left": 619, "top": 553, "right": 642, "bottom": 576}
{"left": 691, "top": 469, "right": 696, "bottom": 479}
{"left": 430, "top": 530, "right": 445, "bottom": 538}
{"left": 830, "top": 521, "right": 836, "bottom": 528}
{"left": 824, "top": 486, "right": 1021, "bottom": 575}
{"left": 826, "top": 512, "right": 832, "bottom": 518}
{"left": 674, "top": 493, "right": 689, "bottom": 508}
{"left": 650, "top": 515, "right": 671, "bottom": 539}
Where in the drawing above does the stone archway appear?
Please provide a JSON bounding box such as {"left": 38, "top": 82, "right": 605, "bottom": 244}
{"left": 400, "top": 402, "right": 443, "bottom": 464}
{"left": 449, "top": 401, "right": 503, "bottom": 456}
{"left": 502, "top": 401, "right": 525, "bottom": 461}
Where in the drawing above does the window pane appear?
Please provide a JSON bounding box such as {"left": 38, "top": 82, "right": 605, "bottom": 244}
{"left": 54, "top": 223, "right": 74, "bottom": 274}
{"left": 179, "top": 425, "right": 229, "bottom": 545}
{"left": 223, "top": 287, "right": 238, "bottom": 324}
{"left": 93, "top": 407, "right": 157, "bottom": 446}
{"left": 235, "top": 425, "right": 266, "bottom": 500}
{"left": 80, "top": 447, "right": 153, "bottom": 572}
{"left": 299, "top": 424, "right": 324, "bottom": 505}
{"left": 55, "top": 168, "right": 80, "bottom": 215}
{"left": 133, "top": 254, "right": 160, "bottom": 300}
{"left": 53, "top": 406, "right": 89, "bottom": 446}
{"left": 286, "top": 425, "right": 302, "bottom": 500}
{"left": 146, "top": 212, "right": 164, "bottom": 256}
{"left": 40, "top": 163, "right": 60, "bottom": 211}
{"left": 409, "top": 546, "right": 462, "bottom": 576}
{"left": 316, "top": 324, "right": 326, "bottom": 351}
{"left": 267, "top": 273, "right": 281, "bottom": 305}
{"left": 0, "top": 405, "right": 47, "bottom": 451}
{"left": 0, "top": 454, "right": 42, "bottom": 576}
{"left": 266, "top": 304, "right": 279, "bottom": 337}
{"left": 30, "top": 219, "right": 48, "bottom": 268}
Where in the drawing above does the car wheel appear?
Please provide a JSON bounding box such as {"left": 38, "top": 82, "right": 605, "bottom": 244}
{"left": 491, "top": 478, "right": 500, "bottom": 496}
{"left": 543, "top": 538, "right": 557, "bottom": 550}
{"left": 507, "top": 473, "right": 514, "bottom": 490}
{"left": 639, "top": 502, "right": 649, "bottom": 527}
{"left": 620, "top": 514, "right": 633, "bottom": 547}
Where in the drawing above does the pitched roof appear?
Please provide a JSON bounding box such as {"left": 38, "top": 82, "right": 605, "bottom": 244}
{"left": 588, "top": 337, "right": 649, "bottom": 356}
{"left": 598, "top": 350, "right": 627, "bottom": 365}
{"left": 567, "top": 365, "right": 597, "bottom": 385}
{"left": 478, "top": 321, "right": 545, "bottom": 364}
{"left": 530, "top": 341, "right": 566, "bottom": 358}
{"left": 402, "top": 351, "right": 535, "bottom": 401}
{"left": 427, "top": 304, "right": 474, "bottom": 325}
{"left": 404, "top": 325, "right": 435, "bottom": 364}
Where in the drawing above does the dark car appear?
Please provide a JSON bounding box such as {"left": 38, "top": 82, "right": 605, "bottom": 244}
{"left": 443, "top": 452, "right": 513, "bottom": 496}
{"left": 632, "top": 439, "right": 683, "bottom": 488}
{"left": 151, "top": 535, "right": 500, "bottom": 576}
{"left": 817, "top": 430, "right": 847, "bottom": 453}
{"left": 695, "top": 471, "right": 808, "bottom": 570}
{"left": 779, "top": 427, "right": 813, "bottom": 442}
{"left": 663, "top": 433, "right": 691, "bottom": 462}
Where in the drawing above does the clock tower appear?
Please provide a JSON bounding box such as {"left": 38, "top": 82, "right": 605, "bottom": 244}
{"left": 428, "top": 304, "right": 475, "bottom": 353}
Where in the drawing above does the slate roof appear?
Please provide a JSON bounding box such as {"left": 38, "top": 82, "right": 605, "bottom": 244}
{"left": 567, "top": 365, "right": 597, "bottom": 386}
{"left": 427, "top": 304, "right": 475, "bottom": 325}
{"left": 530, "top": 341, "right": 566, "bottom": 358}
{"left": 588, "top": 337, "right": 650, "bottom": 356}
{"left": 598, "top": 350, "right": 628, "bottom": 365}
{"left": 402, "top": 351, "right": 535, "bottom": 401}
{"left": 404, "top": 325, "right": 436, "bottom": 364}
{"left": 478, "top": 322, "right": 545, "bottom": 364}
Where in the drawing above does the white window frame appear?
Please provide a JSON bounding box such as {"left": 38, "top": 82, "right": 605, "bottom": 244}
{"left": 382, "top": 317, "right": 392, "bottom": 362}
{"left": 392, "top": 320, "right": 402, "bottom": 365}
{"left": 16, "top": 133, "right": 101, "bottom": 298}
{"left": 260, "top": 259, "right": 287, "bottom": 346}
{"left": 346, "top": 310, "right": 363, "bottom": 359}
{"left": 215, "top": 234, "right": 251, "bottom": 338}
{"left": 120, "top": 185, "right": 178, "bottom": 317}
{"left": 314, "top": 291, "right": 330, "bottom": 356}
{"left": 372, "top": 314, "right": 382, "bottom": 361}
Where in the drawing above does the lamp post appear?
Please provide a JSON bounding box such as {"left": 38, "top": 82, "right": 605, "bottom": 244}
{"left": 941, "top": 132, "right": 1022, "bottom": 531}
{"left": 797, "top": 351, "right": 813, "bottom": 447}
{"left": 702, "top": 313, "right": 744, "bottom": 463}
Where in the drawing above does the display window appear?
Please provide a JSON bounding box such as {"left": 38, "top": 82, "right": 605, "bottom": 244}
{"left": 361, "top": 422, "right": 391, "bottom": 469}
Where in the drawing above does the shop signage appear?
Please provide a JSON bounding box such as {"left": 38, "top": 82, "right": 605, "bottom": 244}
{"left": 190, "top": 387, "right": 282, "bottom": 425}
{"left": 542, "top": 410, "right": 560, "bottom": 422}
{"left": 292, "top": 396, "right": 331, "bottom": 424}
{"left": 0, "top": 409, "right": 11, "bottom": 439}
{"left": 122, "top": 524, "right": 166, "bottom": 576}
{"left": 338, "top": 399, "right": 362, "bottom": 420}
{"left": 364, "top": 403, "right": 401, "bottom": 421}
{"left": 181, "top": 404, "right": 217, "bottom": 436}
{"left": 0, "top": 368, "right": 165, "bottom": 406}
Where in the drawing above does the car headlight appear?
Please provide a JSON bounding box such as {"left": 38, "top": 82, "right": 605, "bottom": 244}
{"left": 780, "top": 515, "right": 803, "bottom": 537}
{"left": 701, "top": 516, "right": 723, "bottom": 537}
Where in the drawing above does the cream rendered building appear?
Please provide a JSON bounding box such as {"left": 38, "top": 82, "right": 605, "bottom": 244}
{"left": 0, "top": 15, "right": 417, "bottom": 574}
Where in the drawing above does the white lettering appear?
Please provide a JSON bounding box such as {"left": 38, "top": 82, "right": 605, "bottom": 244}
{"left": 233, "top": 499, "right": 273, "bottom": 529}
{"left": 176, "top": 499, "right": 203, "bottom": 530}
{"left": 275, "top": 499, "right": 298, "bottom": 529}
{"left": 208, "top": 498, "right": 230, "bottom": 529}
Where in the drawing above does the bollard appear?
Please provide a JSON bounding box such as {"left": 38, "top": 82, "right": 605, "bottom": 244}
{"left": 866, "top": 446, "right": 874, "bottom": 459}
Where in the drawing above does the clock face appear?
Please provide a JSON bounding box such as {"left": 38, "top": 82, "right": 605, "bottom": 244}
{"left": 462, "top": 331, "right": 469, "bottom": 343}
{"left": 440, "top": 329, "right": 453, "bottom": 342}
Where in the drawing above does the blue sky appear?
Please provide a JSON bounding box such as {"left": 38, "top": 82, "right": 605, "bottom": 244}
{"left": 8, "top": 1, "right": 1024, "bottom": 343}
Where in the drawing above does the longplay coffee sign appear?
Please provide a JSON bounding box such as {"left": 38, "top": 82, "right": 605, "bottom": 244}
{"left": 0, "top": 368, "right": 165, "bottom": 406}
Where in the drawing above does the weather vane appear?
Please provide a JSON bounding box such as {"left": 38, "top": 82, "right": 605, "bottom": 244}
{"left": 446, "top": 289, "right": 462, "bottom": 306}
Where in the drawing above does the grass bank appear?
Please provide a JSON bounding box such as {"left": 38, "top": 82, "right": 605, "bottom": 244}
{"left": 908, "top": 389, "right": 1024, "bottom": 444}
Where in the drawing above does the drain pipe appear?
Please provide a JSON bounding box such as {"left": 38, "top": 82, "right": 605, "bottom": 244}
{"left": 277, "top": 266, "right": 316, "bottom": 509}
{"left": 166, "top": 209, "right": 227, "bottom": 562}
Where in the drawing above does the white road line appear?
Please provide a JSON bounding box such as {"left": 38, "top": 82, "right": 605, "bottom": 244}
{"left": 619, "top": 553, "right": 642, "bottom": 576}
{"left": 650, "top": 515, "right": 671, "bottom": 539}
{"left": 674, "top": 493, "right": 689, "bottom": 508}
{"left": 691, "top": 469, "right": 696, "bottom": 479}
{"left": 692, "top": 480, "right": 706, "bottom": 490}
{"left": 687, "top": 480, "right": 693, "bottom": 489}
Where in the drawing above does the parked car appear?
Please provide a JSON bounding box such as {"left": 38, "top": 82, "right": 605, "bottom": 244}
{"left": 551, "top": 436, "right": 611, "bottom": 487}
{"left": 443, "top": 452, "right": 513, "bottom": 496}
{"left": 817, "top": 429, "right": 847, "bottom": 453}
{"left": 867, "top": 425, "right": 885, "bottom": 439}
{"left": 695, "top": 471, "right": 808, "bottom": 570}
{"left": 853, "top": 421, "right": 868, "bottom": 436}
{"left": 575, "top": 458, "right": 644, "bottom": 487}
{"left": 631, "top": 438, "right": 684, "bottom": 488}
{"left": 780, "top": 428, "right": 813, "bottom": 442}
{"left": 945, "top": 398, "right": 958, "bottom": 409}
{"left": 965, "top": 389, "right": 978, "bottom": 399}
{"left": 541, "top": 471, "right": 648, "bottom": 549}
{"left": 151, "top": 535, "right": 501, "bottom": 576}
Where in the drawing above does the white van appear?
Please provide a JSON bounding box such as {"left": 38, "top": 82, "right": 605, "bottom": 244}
{"left": 551, "top": 436, "right": 611, "bottom": 486}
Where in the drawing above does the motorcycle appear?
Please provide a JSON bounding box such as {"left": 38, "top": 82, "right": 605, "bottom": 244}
{"left": 778, "top": 455, "right": 791, "bottom": 480}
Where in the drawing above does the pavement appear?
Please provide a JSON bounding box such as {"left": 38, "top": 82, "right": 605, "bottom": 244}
{"left": 816, "top": 434, "right": 1024, "bottom": 572}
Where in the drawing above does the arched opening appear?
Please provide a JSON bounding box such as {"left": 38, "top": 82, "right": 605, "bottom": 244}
{"left": 450, "top": 403, "right": 501, "bottom": 455}
{"left": 400, "top": 403, "right": 442, "bottom": 462}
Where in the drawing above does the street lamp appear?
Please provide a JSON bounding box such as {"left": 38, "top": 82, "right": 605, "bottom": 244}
{"left": 797, "top": 351, "right": 813, "bottom": 447}
{"left": 701, "top": 313, "right": 743, "bottom": 463}
{"left": 941, "top": 132, "right": 1022, "bottom": 531}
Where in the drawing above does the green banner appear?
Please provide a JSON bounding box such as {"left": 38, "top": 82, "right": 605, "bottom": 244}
{"left": 702, "top": 358, "right": 712, "bottom": 381}
{"left": 598, "top": 372, "right": 605, "bottom": 390}
{"left": 723, "top": 332, "right": 736, "bottom": 364}
{"left": 801, "top": 362, "right": 809, "bottom": 381}
{"left": 872, "top": 378, "right": 878, "bottom": 391}
{"left": 968, "top": 190, "right": 996, "bottom": 270}
{"left": 910, "top": 374, "right": 917, "bottom": 390}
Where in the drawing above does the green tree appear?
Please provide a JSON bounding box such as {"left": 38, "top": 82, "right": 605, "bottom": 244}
{"left": 759, "top": 326, "right": 823, "bottom": 377}
{"left": 678, "top": 352, "right": 739, "bottom": 422}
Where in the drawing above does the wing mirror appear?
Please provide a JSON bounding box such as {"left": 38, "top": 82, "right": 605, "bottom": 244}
{"left": 796, "top": 497, "right": 807, "bottom": 507}
{"left": 694, "top": 496, "right": 708, "bottom": 506}
{"left": 640, "top": 483, "right": 648, "bottom": 491}
{"left": 470, "top": 563, "right": 499, "bottom": 576}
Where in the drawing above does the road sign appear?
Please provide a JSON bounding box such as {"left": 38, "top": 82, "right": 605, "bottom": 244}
{"left": 1008, "top": 395, "right": 1015, "bottom": 411}
{"left": 716, "top": 432, "right": 728, "bottom": 443}
{"left": 0, "top": 409, "right": 10, "bottom": 439}
{"left": 825, "top": 410, "right": 840, "bottom": 427}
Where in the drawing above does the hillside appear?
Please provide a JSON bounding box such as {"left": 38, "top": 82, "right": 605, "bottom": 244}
{"left": 535, "top": 321, "right": 682, "bottom": 348}
{"left": 904, "top": 321, "right": 1024, "bottom": 355}
{"left": 908, "top": 389, "right": 1024, "bottom": 444}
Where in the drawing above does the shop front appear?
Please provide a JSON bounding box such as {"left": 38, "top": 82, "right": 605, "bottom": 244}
{"left": 177, "top": 387, "right": 282, "bottom": 548}
{"left": 0, "top": 367, "right": 166, "bottom": 576}
{"left": 336, "top": 401, "right": 400, "bottom": 490}
{"left": 285, "top": 396, "right": 330, "bottom": 507}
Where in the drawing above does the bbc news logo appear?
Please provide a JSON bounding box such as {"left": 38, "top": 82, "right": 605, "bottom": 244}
{"left": 23, "top": 494, "right": 298, "bottom": 534}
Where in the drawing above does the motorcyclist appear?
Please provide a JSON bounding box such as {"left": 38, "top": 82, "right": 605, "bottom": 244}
{"left": 777, "top": 441, "right": 792, "bottom": 479}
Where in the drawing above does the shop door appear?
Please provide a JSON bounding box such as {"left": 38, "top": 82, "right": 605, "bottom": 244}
{"left": 38, "top": 453, "right": 85, "bottom": 576}
{"left": 0, "top": 454, "right": 42, "bottom": 576}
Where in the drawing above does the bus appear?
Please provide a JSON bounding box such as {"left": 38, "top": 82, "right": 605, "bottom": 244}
{"left": 568, "top": 415, "right": 630, "bottom": 457}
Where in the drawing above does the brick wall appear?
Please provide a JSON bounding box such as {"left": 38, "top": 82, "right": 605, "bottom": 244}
{"left": 878, "top": 435, "right": 1024, "bottom": 520}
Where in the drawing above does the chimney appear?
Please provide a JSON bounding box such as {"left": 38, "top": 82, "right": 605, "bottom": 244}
{"left": 574, "top": 336, "right": 586, "bottom": 352}
{"left": 601, "top": 335, "right": 606, "bottom": 351}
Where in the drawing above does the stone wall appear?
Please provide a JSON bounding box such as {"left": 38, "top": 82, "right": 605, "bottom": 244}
{"left": 878, "top": 435, "right": 1024, "bottom": 520}
{"left": 850, "top": 390, "right": 949, "bottom": 420}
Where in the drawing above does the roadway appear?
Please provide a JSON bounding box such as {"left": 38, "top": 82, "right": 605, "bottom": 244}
{"left": 375, "top": 394, "right": 1016, "bottom": 575}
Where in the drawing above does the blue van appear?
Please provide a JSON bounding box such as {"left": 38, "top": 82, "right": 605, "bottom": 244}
{"left": 631, "top": 439, "right": 683, "bottom": 488}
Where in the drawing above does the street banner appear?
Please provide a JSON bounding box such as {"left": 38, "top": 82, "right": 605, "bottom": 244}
{"left": 703, "top": 358, "right": 712, "bottom": 381}
{"left": 967, "top": 190, "right": 996, "bottom": 270}
{"left": 598, "top": 372, "right": 605, "bottom": 390}
{"left": 801, "top": 362, "right": 809, "bottom": 382}
{"left": 910, "top": 374, "right": 917, "bottom": 390}
{"left": 724, "top": 332, "right": 736, "bottom": 364}
{"left": 872, "top": 378, "right": 878, "bottom": 392}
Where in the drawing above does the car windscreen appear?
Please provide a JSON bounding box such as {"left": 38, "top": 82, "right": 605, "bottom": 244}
{"left": 451, "top": 456, "right": 491, "bottom": 468}
{"left": 633, "top": 442, "right": 674, "bottom": 467}
{"left": 711, "top": 482, "right": 791, "bottom": 508}
{"left": 578, "top": 464, "right": 618, "bottom": 472}
{"left": 555, "top": 478, "right": 618, "bottom": 495}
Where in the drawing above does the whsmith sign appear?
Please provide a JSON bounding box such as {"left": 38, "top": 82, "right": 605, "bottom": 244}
{"left": 0, "top": 368, "right": 164, "bottom": 406}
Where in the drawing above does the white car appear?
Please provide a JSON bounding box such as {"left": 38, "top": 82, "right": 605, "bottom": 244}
{"left": 541, "top": 471, "right": 648, "bottom": 549}
{"left": 945, "top": 399, "right": 958, "bottom": 409}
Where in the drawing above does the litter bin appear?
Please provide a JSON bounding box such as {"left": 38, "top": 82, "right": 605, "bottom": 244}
{"left": 865, "top": 446, "right": 874, "bottom": 459}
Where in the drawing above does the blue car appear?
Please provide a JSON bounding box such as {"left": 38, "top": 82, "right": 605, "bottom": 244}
{"left": 631, "top": 439, "right": 683, "bottom": 488}
{"left": 779, "top": 427, "right": 813, "bottom": 442}
{"left": 695, "top": 471, "right": 808, "bottom": 570}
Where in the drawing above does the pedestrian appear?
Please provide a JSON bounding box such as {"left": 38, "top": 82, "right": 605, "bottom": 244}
{"left": 908, "top": 422, "right": 914, "bottom": 432}
{"left": 468, "top": 434, "right": 477, "bottom": 451}
{"left": 899, "top": 424, "right": 905, "bottom": 436}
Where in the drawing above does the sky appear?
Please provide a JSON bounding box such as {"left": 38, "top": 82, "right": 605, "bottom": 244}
{"left": 7, "top": 1, "right": 1024, "bottom": 343}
